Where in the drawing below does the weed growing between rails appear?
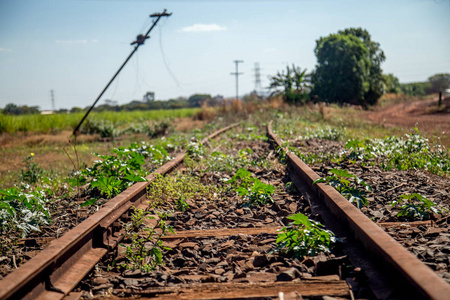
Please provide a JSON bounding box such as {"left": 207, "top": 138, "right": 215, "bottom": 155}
{"left": 274, "top": 213, "right": 335, "bottom": 258}
{"left": 118, "top": 208, "right": 174, "bottom": 273}
{"left": 227, "top": 168, "right": 275, "bottom": 207}
{"left": 146, "top": 173, "right": 222, "bottom": 210}
{"left": 314, "top": 169, "right": 373, "bottom": 209}
{"left": 184, "top": 124, "right": 272, "bottom": 174}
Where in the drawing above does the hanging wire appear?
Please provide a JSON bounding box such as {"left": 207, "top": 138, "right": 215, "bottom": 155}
{"left": 109, "top": 72, "right": 120, "bottom": 103}
{"left": 159, "top": 19, "right": 182, "bottom": 88}
{"left": 132, "top": 51, "right": 142, "bottom": 98}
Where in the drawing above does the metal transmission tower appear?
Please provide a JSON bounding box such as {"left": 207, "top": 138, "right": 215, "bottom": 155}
{"left": 50, "top": 90, "right": 55, "bottom": 111}
{"left": 72, "top": 9, "right": 172, "bottom": 137}
{"left": 253, "top": 62, "right": 262, "bottom": 96}
{"left": 230, "top": 60, "right": 243, "bottom": 100}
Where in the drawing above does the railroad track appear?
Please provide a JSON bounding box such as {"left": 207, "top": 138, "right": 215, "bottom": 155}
{"left": 0, "top": 124, "right": 238, "bottom": 300}
{"left": 0, "top": 121, "right": 449, "bottom": 299}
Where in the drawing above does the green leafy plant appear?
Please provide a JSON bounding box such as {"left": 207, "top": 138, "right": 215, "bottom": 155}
{"left": 20, "top": 153, "right": 44, "bottom": 185}
{"left": 81, "top": 119, "right": 120, "bottom": 138}
{"left": 228, "top": 168, "right": 275, "bottom": 206}
{"left": 313, "top": 168, "right": 372, "bottom": 209}
{"left": 207, "top": 151, "right": 238, "bottom": 173}
{"left": 344, "top": 128, "right": 450, "bottom": 176}
{"left": 186, "top": 141, "right": 205, "bottom": 160}
{"left": 147, "top": 173, "right": 219, "bottom": 208}
{"left": 76, "top": 143, "right": 169, "bottom": 201}
{"left": 275, "top": 213, "right": 334, "bottom": 258}
{"left": 176, "top": 196, "right": 190, "bottom": 212}
{"left": 0, "top": 188, "right": 50, "bottom": 237}
{"left": 391, "top": 193, "right": 442, "bottom": 221}
{"left": 120, "top": 209, "right": 174, "bottom": 273}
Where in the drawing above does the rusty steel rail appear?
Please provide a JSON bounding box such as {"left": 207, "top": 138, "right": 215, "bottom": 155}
{"left": 267, "top": 120, "right": 450, "bottom": 300}
{"left": 0, "top": 123, "right": 239, "bottom": 300}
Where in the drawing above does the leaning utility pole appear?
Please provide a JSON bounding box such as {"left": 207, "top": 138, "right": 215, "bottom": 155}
{"left": 230, "top": 60, "right": 243, "bottom": 101}
{"left": 72, "top": 9, "right": 172, "bottom": 137}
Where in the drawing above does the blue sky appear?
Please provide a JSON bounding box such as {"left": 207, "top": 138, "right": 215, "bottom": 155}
{"left": 0, "top": 0, "right": 449, "bottom": 110}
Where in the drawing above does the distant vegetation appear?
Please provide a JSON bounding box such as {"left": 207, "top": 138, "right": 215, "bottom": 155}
{"left": 311, "top": 28, "right": 385, "bottom": 108}
{"left": 1, "top": 93, "right": 217, "bottom": 116}
{"left": 0, "top": 108, "right": 199, "bottom": 134}
{"left": 266, "top": 27, "right": 449, "bottom": 109}
{"left": 0, "top": 93, "right": 215, "bottom": 134}
{"left": 399, "top": 73, "right": 450, "bottom": 96}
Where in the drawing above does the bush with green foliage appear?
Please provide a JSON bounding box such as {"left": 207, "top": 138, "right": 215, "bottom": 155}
{"left": 313, "top": 169, "right": 372, "bottom": 209}
{"left": 391, "top": 193, "right": 443, "bottom": 221}
{"left": 275, "top": 213, "right": 335, "bottom": 258}
{"left": 383, "top": 73, "right": 402, "bottom": 94}
{"left": 311, "top": 28, "right": 385, "bottom": 107}
{"left": 399, "top": 81, "right": 431, "bottom": 96}
{"left": 428, "top": 73, "right": 450, "bottom": 94}
{"left": 72, "top": 143, "right": 169, "bottom": 201}
{"left": 227, "top": 168, "right": 275, "bottom": 206}
{"left": 0, "top": 188, "right": 50, "bottom": 237}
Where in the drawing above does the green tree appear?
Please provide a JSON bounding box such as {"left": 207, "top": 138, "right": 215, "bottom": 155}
{"left": 383, "top": 73, "right": 401, "bottom": 93}
{"left": 428, "top": 73, "right": 450, "bottom": 94}
{"left": 2, "top": 103, "right": 40, "bottom": 115}
{"left": 268, "top": 64, "right": 310, "bottom": 104}
{"left": 188, "top": 94, "right": 211, "bottom": 107}
{"left": 400, "top": 82, "right": 431, "bottom": 96}
{"left": 311, "top": 28, "right": 385, "bottom": 107}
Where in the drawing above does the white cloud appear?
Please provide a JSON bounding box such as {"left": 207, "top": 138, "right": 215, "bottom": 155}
{"left": 55, "top": 39, "right": 88, "bottom": 45}
{"left": 0, "top": 48, "right": 13, "bottom": 52}
{"left": 180, "top": 23, "right": 227, "bottom": 33}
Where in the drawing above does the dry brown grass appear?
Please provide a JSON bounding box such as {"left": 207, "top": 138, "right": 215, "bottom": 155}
{"left": 268, "top": 96, "right": 284, "bottom": 109}
{"left": 0, "top": 131, "right": 98, "bottom": 148}
{"left": 175, "top": 118, "right": 205, "bottom": 132}
{"left": 193, "top": 103, "right": 217, "bottom": 122}
{"left": 219, "top": 99, "right": 264, "bottom": 116}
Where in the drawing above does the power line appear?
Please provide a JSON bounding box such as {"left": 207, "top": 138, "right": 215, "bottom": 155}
{"left": 159, "top": 23, "right": 181, "bottom": 88}
{"left": 230, "top": 60, "right": 243, "bottom": 100}
{"left": 72, "top": 9, "right": 172, "bottom": 137}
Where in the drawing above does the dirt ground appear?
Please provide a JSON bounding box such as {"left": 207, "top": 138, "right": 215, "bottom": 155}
{"left": 365, "top": 96, "right": 450, "bottom": 144}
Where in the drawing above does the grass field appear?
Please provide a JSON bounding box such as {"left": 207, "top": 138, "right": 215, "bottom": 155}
{"left": 0, "top": 108, "right": 200, "bottom": 134}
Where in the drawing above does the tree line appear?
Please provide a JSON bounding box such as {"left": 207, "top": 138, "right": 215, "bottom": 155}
{"left": 1, "top": 94, "right": 221, "bottom": 115}
{"left": 268, "top": 27, "right": 450, "bottom": 108}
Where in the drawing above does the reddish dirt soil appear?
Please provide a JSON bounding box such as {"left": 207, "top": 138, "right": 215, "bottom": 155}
{"left": 365, "top": 97, "right": 450, "bottom": 135}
